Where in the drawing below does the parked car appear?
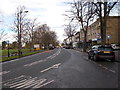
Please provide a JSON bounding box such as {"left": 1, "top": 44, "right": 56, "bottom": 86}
{"left": 49, "top": 46, "right": 55, "bottom": 50}
{"left": 65, "top": 46, "right": 71, "bottom": 49}
{"left": 88, "top": 45, "right": 115, "bottom": 62}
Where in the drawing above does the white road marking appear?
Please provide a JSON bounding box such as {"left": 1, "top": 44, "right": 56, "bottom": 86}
{"left": 49, "top": 55, "right": 57, "bottom": 59}
{"left": 24, "top": 49, "right": 61, "bottom": 67}
{"left": 33, "top": 80, "right": 54, "bottom": 88}
{"left": 30, "top": 79, "right": 47, "bottom": 89}
{"left": 40, "top": 63, "right": 61, "bottom": 73}
{"left": 3, "top": 75, "right": 54, "bottom": 89}
{"left": 102, "top": 66, "right": 108, "bottom": 70}
{"left": 46, "top": 56, "right": 53, "bottom": 59}
{"left": 15, "top": 78, "right": 37, "bottom": 89}
{"left": 0, "top": 71, "right": 10, "bottom": 76}
{"left": 98, "top": 64, "right": 102, "bottom": 67}
{"left": 4, "top": 75, "right": 31, "bottom": 86}
{"left": 10, "top": 77, "right": 36, "bottom": 88}
{"left": 25, "top": 79, "right": 47, "bottom": 89}
{"left": 24, "top": 60, "right": 43, "bottom": 67}
{"left": 91, "top": 61, "right": 116, "bottom": 74}
{"left": 4, "top": 75, "right": 26, "bottom": 84}
{"left": 53, "top": 63, "right": 61, "bottom": 68}
{"left": 49, "top": 49, "right": 61, "bottom": 59}
{"left": 5, "top": 79, "right": 27, "bottom": 86}
{"left": 109, "top": 69, "right": 116, "bottom": 73}
{"left": 106, "top": 59, "right": 111, "bottom": 62}
{"left": 40, "top": 66, "right": 53, "bottom": 73}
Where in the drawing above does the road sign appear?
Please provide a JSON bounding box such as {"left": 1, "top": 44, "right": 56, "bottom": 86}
{"left": 34, "top": 44, "right": 39, "bottom": 48}
{"left": 97, "top": 38, "right": 101, "bottom": 41}
{"left": 34, "top": 44, "right": 40, "bottom": 50}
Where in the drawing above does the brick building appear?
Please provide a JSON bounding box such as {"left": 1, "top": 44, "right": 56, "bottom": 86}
{"left": 80, "top": 16, "right": 120, "bottom": 45}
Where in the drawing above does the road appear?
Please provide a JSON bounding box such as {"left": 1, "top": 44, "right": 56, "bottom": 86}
{"left": 1, "top": 48, "right": 119, "bottom": 89}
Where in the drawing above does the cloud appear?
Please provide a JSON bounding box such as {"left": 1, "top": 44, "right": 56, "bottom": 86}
{"left": 0, "top": 0, "right": 72, "bottom": 42}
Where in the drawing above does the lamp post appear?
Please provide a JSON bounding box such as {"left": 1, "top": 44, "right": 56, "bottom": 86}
{"left": 7, "top": 40, "right": 10, "bottom": 57}
{"left": 17, "top": 10, "right": 28, "bottom": 56}
{"left": 107, "top": 35, "right": 110, "bottom": 45}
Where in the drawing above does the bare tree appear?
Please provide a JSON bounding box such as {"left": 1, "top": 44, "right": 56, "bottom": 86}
{"left": 28, "top": 24, "right": 58, "bottom": 49}
{"left": 93, "top": 1, "right": 118, "bottom": 45}
{"left": 13, "top": 6, "right": 28, "bottom": 56}
{"left": 33, "top": 24, "right": 49, "bottom": 45}
{"left": 41, "top": 30, "right": 57, "bottom": 49}
{"left": 64, "top": 23, "right": 76, "bottom": 46}
{"left": 49, "top": 31, "right": 58, "bottom": 46}
{"left": 0, "top": 13, "right": 7, "bottom": 46}
{"left": 23, "top": 18, "right": 39, "bottom": 49}
{"left": 0, "top": 29, "right": 7, "bottom": 41}
{"left": 65, "top": 0, "right": 95, "bottom": 52}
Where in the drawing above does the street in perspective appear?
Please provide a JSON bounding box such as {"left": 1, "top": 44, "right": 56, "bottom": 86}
{"left": 0, "top": 0, "right": 120, "bottom": 89}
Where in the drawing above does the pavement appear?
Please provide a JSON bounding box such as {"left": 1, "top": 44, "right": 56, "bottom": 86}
{"left": 114, "top": 50, "right": 120, "bottom": 62}
{"left": 1, "top": 48, "right": 119, "bottom": 89}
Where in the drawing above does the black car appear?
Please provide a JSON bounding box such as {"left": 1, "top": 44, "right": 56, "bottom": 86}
{"left": 88, "top": 45, "right": 115, "bottom": 62}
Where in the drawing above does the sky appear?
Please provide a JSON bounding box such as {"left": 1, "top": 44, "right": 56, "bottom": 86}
{"left": 0, "top": 0, "right": 119, "bottom": 43}
{"left": 0, "top": 0, "right": 72, "bottom": 43}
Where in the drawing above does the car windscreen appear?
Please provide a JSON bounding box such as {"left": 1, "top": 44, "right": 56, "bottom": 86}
{"left": 98, "top": 47, "right": 113, "bottom": 51}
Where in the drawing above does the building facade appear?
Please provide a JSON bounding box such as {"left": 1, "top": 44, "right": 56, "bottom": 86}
{"left": 63, "top": 16, "right": 120, "bottom": 48}
{"left": 80, "top": 16, "right": 120, "bottom": 45}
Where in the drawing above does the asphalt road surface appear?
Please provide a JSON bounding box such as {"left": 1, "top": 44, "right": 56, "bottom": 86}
{"left": 1, "top": 48, "right": 119, "bottom": 89}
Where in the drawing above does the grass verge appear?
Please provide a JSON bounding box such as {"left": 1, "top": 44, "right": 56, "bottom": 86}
{"left": 2, "top": 49, "right": 31, "bottom": 56}
{"left": 1, "top": 50, "right": 45, "bottom": 62}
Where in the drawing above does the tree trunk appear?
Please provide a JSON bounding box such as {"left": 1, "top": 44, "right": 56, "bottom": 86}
{"left": 100, "top": 18, "right": 104, "bottom": 45}
{"left": 99, "top": 2, "right": 104, "bottom": 46}
{"left": 100, "top": 2, "right": 107, "bottom": 45}
{"left": 103, "top": 18, "right": 107, "bottom": 45}
{"left": 103, "top": 2, "right": 107, "bottom": 45}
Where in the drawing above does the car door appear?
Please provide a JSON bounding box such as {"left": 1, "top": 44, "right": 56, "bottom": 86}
{"left": 88, "top": 47, "right": 94, "bottom": 57}
{"left": 90, "top": 46, "right": 98, "bottom": 57}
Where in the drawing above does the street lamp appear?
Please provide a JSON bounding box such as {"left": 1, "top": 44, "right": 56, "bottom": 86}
{"left": 17, "top": 10, "right": 28, "bottom": 56}
{"left": 7, "top": 40, "right": 10, "bottom": 57}
{"left": 107, "top": 35, "right": 110, "bottom": 45}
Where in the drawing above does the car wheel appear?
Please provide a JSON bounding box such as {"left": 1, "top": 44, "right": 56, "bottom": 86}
{"left": 88, "top": 54, "right": 91, "bottom": 59}
{"left": 93, "top": 55, "right": 97, "bottom": 62}
{"left": 111, "top": 58, "right": 115, "bottom": 62}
